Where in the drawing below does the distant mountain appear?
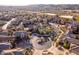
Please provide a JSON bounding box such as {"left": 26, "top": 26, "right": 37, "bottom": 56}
{"left": 0, "top": 4, "right": 79, "bottom": 11}
{"left": 25, "top": 4, "right": 79, "bottom": 11}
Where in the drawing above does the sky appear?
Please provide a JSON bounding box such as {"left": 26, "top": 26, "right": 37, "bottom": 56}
{"left": 0, "top": 0, "right": 79, "bottom": 6}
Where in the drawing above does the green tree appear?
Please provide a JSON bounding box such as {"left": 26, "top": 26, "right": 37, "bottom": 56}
{"left": 63, "top": 39, "right": 70, "bottom": 49}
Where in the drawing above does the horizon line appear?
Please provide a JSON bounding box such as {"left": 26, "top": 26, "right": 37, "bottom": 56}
{"left": 0, "top": 4, "right": 79, "bottom": 6}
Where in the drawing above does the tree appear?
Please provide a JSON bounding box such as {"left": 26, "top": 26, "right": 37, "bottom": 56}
{"left": 63, "top": 39, "right": 70, "bottom": 49}
{"left": 8, "top": 29, "right": 13, "bottom": 36}
{"left": 24, "top": 48, "right": 33, "bottom": 55}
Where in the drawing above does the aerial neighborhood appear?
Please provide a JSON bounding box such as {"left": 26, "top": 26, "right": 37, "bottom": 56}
{"left": 0, "top": 5, "right": 79, "bottom": 55}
